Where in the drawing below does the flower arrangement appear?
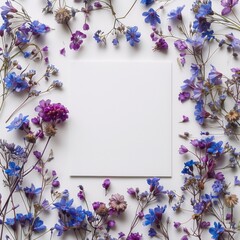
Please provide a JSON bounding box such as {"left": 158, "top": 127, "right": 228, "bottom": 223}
{"left": 1, "top": 0, "right": 240, "bottom": 240}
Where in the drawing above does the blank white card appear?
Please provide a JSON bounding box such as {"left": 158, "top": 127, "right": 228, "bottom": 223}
{"left": 68, "top": 61, "right": 172, "bottom": 177}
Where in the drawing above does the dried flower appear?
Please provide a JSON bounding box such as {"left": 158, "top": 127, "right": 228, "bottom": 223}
{"left": 109, "top": 193, "right": 127, "bottom": 213}
{"left": 225, "top": 194, "right": 238, "bottom": 207}
{"left": 55, "top": 7, "right": 72, "bottom": 24}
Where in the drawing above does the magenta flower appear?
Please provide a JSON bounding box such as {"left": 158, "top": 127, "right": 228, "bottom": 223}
{"left": 69, "top": 30, "right": 87, "bottom": 50}
{"left": 154, "top": 38, "right": 168, "bottom": 51}
{"left": 221, "top": 0, "right": 239, "bottom": 15}
{"left": 102, "top": 178, "right": 111, "bottom": 190}
{"left": 34, "top": 99, "right": 69, "bottom": 124}
{"left": 174, "top": 40, "right": 188, "bottom": 51}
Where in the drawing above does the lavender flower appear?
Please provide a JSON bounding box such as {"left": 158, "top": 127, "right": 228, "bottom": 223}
{"left": 221, "top": 0, "right": 239, "bottom": 15}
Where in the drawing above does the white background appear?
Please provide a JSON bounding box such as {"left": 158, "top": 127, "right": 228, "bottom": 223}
{"left": 1, "top": 0, "right": 239, "bottom": 239}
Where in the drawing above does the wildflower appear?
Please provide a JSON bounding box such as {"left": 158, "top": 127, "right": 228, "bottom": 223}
{"left": 207, "top": 141, "right": 224, "bottom": 155}
{"left": 212, "top": 180, "right": 224, "bottom": 194}
{"left": 194, "top": 100, "right": 210, "bottom": 125}
{"left": 102, "top": 178, "right": 111, "bottom": 190}
{"left": 30, "top": 20, "right": 49, "bottom": 35}
{"left": 178, "top": 92, "right": 190, "bottom": 102}
{"left": 225, "top": 110, "right": 239, "bottom": 122}
{"left": 208, "top": 65, "right": 222, "bottom": 85}
{"left": 34, "top": 99, "right": 69, "bottom": 124}
{"left": 196, "top": 1, "right": 213, "bottom": 18}
{"left": 109, "top": 193, "right": 127, "bottom": 213}
{"left": 174, "top": 222, "right": 181, "bottom": 229}
{"left": 154, "top": 38, "right": 168, "bottom": 51}
{"left": 181, "top": 115, "right": 189, "bottom": 122}
{"left": 125, "top": 26, "right": 141, "bottom": 46}
{"left": 143, "top": 205, "right": 167, "bottom": 225}
{"left": 112, "top": 38, "right": 119, "bottom": 46}
{"left": 140, "top": 0, "right": 154, "bottom": 6}
{"left": 3, "top": 72, "right": 29, "bottom": 92}
{"left": 6, "top": 114, "right": 29, "bottom": 131}
{"left": 234, "top": 176, "right": 240, "bottom": 185}
{"left": 127, "top": 232, "right": 142, "bottom": 240}
{"left": 209, "top": 222, "right": 224, "bottom": 239}
{"left": 55, "top": 7, "right": 72, "bottom": 24}
{"left": 60, "top": 48, "right": 66, "bottom": 56}
{"left": 174, "top": 40, "right": 188, "bottom": 51}
{"left": 70, "top": 30, "right": 87, "bottom": 50}
{"left": 225, "top": 194, "right": 238, "bottom": 207}
{"left": 33, "top": 217, "right": 46, "bottom": 232}
{"left": 179, "top": 145, "right": 188, "bottom": 154}
{"left": 168, "top": 5, "right": 185, "bottom": 20}
{"left": 142, "top": 8, "right": 161, "bottom": 26}
{"left": 221, "top": 0, "right": 239, "bottom": 15}
{"left": 148, "top": 228, "right": 157, "bottom": 237}
{"left": 5, "top": 162, "right": 21, "bottom": 176}
{"left": 24, "top": 184, "right": 42, "bottom": 199}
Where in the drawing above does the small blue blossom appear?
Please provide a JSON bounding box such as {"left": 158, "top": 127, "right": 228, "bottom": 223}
{"left": 6, "top": 114, "right": 29, "bottom": 131}
{"left": 141, "top": 0, "right": 154, "bottom": 6}
{"left": 196, "top": 1, "right": 213, "bottom": 18}
{"left": 148, "top": 228, "right": 157, "bottom": 237}
{"left": 142, "top": 8, "right": 160, "bottom": 26}
{"left": 193, "top": 202, "right": 204, "bottom": 214}
{"left": 209, "top": 222, "right": 224, "bottom": 239}
{"left": 208, "top": 65, "right": 222, "bottom": 85}
{"left": 207, "top": 141, "right": 224, "bottom": 155}
{"left": 5, "top": 161, "right": 21, "bottom": 176}
{"left": 33, "top": 217, "right": 46, "bottom": 233}
{"left": 212, "top": 180, "right": 224, "bottom": 194}
{"left": 125, "top": 26, "right": 141, "bottom": 46}
{"left": 29, "top": 20, "right": 49, "bottom": 35}
{"left": 143, "top": 205, "right": 166, "bottom": 226}
{"left": 112, "top": 38, "right": 119, "bottom": 46}
{"left": 194, "top": 100, "right": 209, "bottom": 125}
{"left": 3, "top": 72, "right": 29, "bottom": 92}
{"left": 168, "top": 5, "right": 185, "bottom": 20}
{"left": 24, "top": 184, "right": 42, "bottom": 199}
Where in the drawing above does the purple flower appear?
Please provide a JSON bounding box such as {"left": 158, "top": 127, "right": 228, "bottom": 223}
{"left": 174, "top": 40, "right": 188, "bottom": 51}
{"left": 168, "top": 5, "right": 185, "bottom": 20}
{"left": 127, "top": 232, "right": 142, "bottom": 240}
{"left": 200, "top": 221, "right": 211, "bottom": 228}
{"left": 179, "top": 145, "right": 188, "bottom": 154}
{"left": 154, "top": 38, "right": 168, "bottom": 51}
{"left": 60, "top": 48, "right": 66, "bottom": 56}
{"left": 181, "top": 236, "right": 188, "bottom": 240}
{"left": 34, "top": 99, "right": 69, "bottom": 124}
{"left": 221, "top": 0, "right": 239, "bottom": 15}
{"left": 70, "top": 31, "right": 87, "bottom": 50}
{"left": 234, "top": 176, "right": 240, "bottom": 185}
{"left": 142, "top": 8, "right": 161, "bottom": 26}
{"left": 209, "top": 222, "right": 224, "bottom": 239}
{"left": 174, "top": 222, "right": 181, "bottom": 229}
{"left": 83, "top": 23, "right": 89, "bottom": 30}
{"left": 193, "top": 202, "right": 204, "bottom": 214}
{"left": 178, "top": 92, "right": 190, "bottom": 102}
{"left": 126, "top": 26, "right": 141, "bottom": 46}
{"left": 186, "top": 34, "right": 204, "bottom": 52}
{"left": 6, "top": 114, "right": 29, "bottom": 131}
{"left": 181, "top": 115, "right": 189, "bottom": 122}
{"left": 102, "top": 178, "right": 111, "bottom": 190}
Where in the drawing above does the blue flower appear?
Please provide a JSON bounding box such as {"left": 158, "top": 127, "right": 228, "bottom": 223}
{"left": 24, "top": 184, "right": 42, "bottom": 199}
{"left": 193, "top": 202, "right": 204, "bottom": 214}
{"left": 148, "top": 228, "right": 157, "bottom": 237}
{"left": 194, "top": 100, "right": 209, "bottom": 125}
{"left": 33, "top": 217, "right": 46, "bottom": 233}
{"left": 29, "top": 20, "right": 49, "bottom": 35}
{"left": 6, "top": 113, "right": 29, "bottom": 131}
{"left": 142, "top": 8, "right": 160, "bottom": 26}
{"left": 144, "top": 205, "right": 166, "bottom": 226}
{"left": 196, "top": 1, "right": 213, "bottom": 18}
{"left": 207, "top": 141, "right": 224, "bottom": 155}
{"left": 141, "top": 0, "right": 154, "bottom": 6}
{"left": 53, "top": 189, "right": 74, "bottom": 211}
{"left": 209, "top": 222, "right": 224, "bottom": 239}
{"left": 55, "top": 220, "right": 66, "bottom": 236}
{"left": 168, "top": 5, "right": 185, "bottom": 20}
{"left": 3, "top": 72, "right": 29, "bottom": 92}
{"left": 212, "top": 180, "right": 224, "bottom": 194}
{"left": 125, "top": 26, "right": 141, "bottom": 46}
{"left": 112, "top": 38, "right": 119, "bottom": 46}
{"left": 208, "top": 65, "right": 222, "bottom": 85}
{"left": 5, "top": 162, "right": 21, "bottom": 176}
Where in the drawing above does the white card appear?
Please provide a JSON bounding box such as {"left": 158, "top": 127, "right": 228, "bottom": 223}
{"left": 67, "top": 61, "right": 172, "bottom": 177}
